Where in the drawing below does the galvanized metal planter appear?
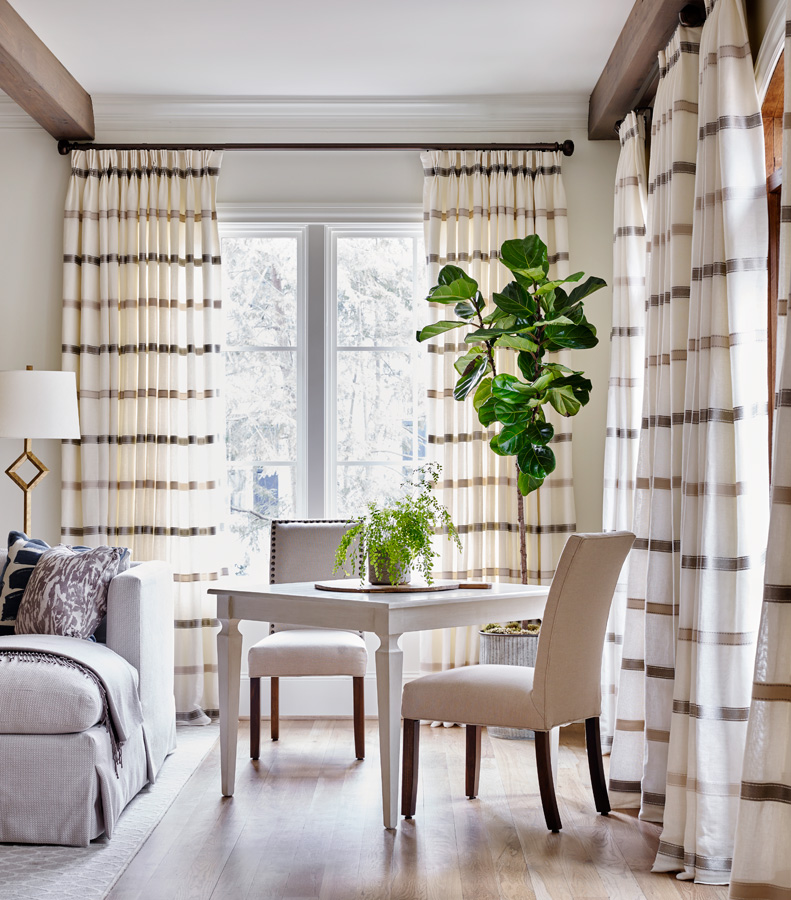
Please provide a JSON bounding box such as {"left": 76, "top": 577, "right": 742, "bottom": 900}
{"left": 478, "top": 630, "right": 539, "bottom": 740}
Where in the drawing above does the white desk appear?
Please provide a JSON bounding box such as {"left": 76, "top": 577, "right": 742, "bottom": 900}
{"left": 211, "top": 579, "right": 549, "bottom": 829}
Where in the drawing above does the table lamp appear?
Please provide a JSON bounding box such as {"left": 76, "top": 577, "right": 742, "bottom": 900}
{"left": 0, "top": 366, "right": 81, "bottom": 536}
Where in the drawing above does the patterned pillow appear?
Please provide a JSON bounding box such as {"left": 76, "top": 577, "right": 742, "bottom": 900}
{"left": 15, "top": 545, "right": 130, "bottom": 639}
{"left": 0, "top": 532, "right": 54, "bottom": 627}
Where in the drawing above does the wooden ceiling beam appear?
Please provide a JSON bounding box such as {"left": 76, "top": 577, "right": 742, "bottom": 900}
{"left": 588, "top": 0, "right": 705, "bottom": 140}
{"left": 0, "top": 0, "right": 93, "bottom": 141}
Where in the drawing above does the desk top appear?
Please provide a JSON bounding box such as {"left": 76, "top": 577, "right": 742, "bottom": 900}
{"left": 210, "top": 578, "right": 549, "bottom": 636}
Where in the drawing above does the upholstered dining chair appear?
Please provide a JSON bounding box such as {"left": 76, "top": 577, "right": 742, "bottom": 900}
{"left": 400, "top": 531, "right": 635, "bottom": 832}
{"left": 248, "top": 519, "right": 367, "bottom": 760}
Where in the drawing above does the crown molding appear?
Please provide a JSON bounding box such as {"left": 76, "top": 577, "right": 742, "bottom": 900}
{"left": 0, "top": 92, "right": 589, "bottom": 138}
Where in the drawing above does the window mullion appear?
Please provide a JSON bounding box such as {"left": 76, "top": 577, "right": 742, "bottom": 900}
{"left": 305, "top": 223, "right": 327, "bottom": 518}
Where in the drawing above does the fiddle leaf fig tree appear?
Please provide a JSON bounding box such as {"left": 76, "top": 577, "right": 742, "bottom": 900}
{"left": 417, "top": 234, "right": 605, "bottom": 582}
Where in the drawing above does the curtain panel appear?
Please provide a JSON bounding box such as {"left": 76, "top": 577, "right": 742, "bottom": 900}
{"left": 652, "top": 0, "right": 768, "bottom": 882}
{"left": 419, "top": 149, "right": 575, "bottom": 673}
{"left": 62, "top": 149, "right": 226, "bottom": 724}
{"left": 608, "top": 24, "right": 702, "bottom": 817}
{"left": 600, "top": 112, "right": 648, "bottom": 751}
{"left": 729, "top": 2, "right": 791, "bottom": 896}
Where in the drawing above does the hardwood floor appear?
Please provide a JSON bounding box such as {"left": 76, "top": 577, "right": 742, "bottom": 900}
{"left": 108, "top": 721, "right": 729, "bottom": 900}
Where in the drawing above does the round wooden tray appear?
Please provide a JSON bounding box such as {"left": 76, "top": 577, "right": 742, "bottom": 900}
{"left": 314, "top": 579, "right": 491, "bottom": 593}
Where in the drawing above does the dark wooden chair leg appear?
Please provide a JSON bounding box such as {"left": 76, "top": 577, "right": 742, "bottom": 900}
{"left": 250, "top": 677, "right": 260, "bottom": 760}
{"left": 466, "top": 724, "right": 482, "bottom": 799}
{"left": 585, "top": 716, "right": 610, "bottom": 815}
{"left": 401, "top": 717, "right": 420, "bottom": 818}
{"left": 353, "top": 676, "right": 365, "bottom": 760}
{"left": 535, "top": 730, "right": 562, "bottom": 832}
{"left": 270, "top": 676, "right": 279, "bottom": 741}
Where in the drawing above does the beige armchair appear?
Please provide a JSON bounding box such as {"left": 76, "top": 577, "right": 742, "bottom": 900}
{"left": 400, "top": 531, "right": 634, "bottom": 832}
{"left": 247, "top": 520, "right": 367, "bottom": 760}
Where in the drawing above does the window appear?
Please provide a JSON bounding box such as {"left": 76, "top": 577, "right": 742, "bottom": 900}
{"left": 221, "top": 221, "right": 426, "bottom": 578}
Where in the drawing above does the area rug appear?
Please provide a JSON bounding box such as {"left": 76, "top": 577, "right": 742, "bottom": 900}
{"left": 0, "top": 724, "right": 220, "bottom": 900}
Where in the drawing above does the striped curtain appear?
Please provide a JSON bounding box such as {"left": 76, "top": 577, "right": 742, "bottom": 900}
{"left": 600, "top": 112, "right": 648, "bottom": 752}
{"left": 62, "top": 149, "right": 226, "bottom": 724}
{"left": 651, "top": 0, "right": 769, "bottom": 882}
{"left": 729, "top": 2, "right": 791, "bottom": 895}
{"left": 608, "top": 24, "right": 702, "bottom": 817}
{"left": 419, "top": 150, "right": 574, "bottom": 672}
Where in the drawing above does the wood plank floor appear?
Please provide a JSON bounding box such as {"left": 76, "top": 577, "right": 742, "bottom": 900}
{"left": 109, "top": 721, "right": 729, "bottom": 900}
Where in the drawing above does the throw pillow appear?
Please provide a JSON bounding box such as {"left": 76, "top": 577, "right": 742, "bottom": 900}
{"left": 0, "top": 531, "right": 53, "bottom": 627}
{"left": 15, "top": 545, "right": 130, "bottom": 639}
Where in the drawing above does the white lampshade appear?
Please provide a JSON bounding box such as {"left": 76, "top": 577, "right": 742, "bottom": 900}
{"left": 0, "top": 369, "right": 80, "bottom": 439}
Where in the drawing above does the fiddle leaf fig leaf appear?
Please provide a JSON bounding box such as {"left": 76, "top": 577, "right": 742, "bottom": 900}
{"left": 500, "top": 235, "right": 549, "bottom": 279}
{"left": 543, "top": 322, "right": 599, "bottom": 351}
{"left": 416, "top": 320, "right": 467, "bottom": 342}
{"left": 454, "top": 300, "right": 479, "bottom": 320}
{"left": 525, "top": 421, "right": 554, "bottom": 445}
{"left": 497, "top": 334, "right": 539, "bottom": 353}
{"left": 454, "top": 354, "right": 489, "bottom": 400}
{"left": 464, "top": 321, "right": 522, "bottom": 342}
{"left": 545, "top": 374, "right": 592, "bottom": 416}
{"left": 492, "top": 282, "right": 535, "bottom": 317}
{"left": 476, "top": 396, "right": 498, "bottom": 427}
{"left": 517, "top": 443, "right": 556, "bottom": 479}
{"left": 518, "top": 470, "right": 545, "bottom": 495}
{"left": 438, "top": 265, "right": 477, "bottom": 288}
{"left": 454, "top": 348, "right": 484, "bottom": 375}
{"left": 482, "top": 306, "right": 509, "bottom": 324}
{"left": 428, "top": 279, "right": 479, "bottom": 302}
{"left": 567, "top": 276, "right": 606, "bottom": 306}
{"left": 494, "top": 401, "right": 531, "bottom": 425}
{"left": 473, "top": 377, "right": 493, "bottom": 411}
{"left": 517, "top": 350, "right": 536, "bottom": 382}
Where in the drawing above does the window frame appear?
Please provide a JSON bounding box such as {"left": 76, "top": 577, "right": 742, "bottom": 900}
{"left": 218, "top": 204, "right": 424, "bottom": 528}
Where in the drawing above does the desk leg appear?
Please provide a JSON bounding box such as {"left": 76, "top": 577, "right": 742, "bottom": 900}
{"left": 218, "top": 616, "right": 242, "bottom": 796}
{"left": 375, "top": 633, "right": 404, "bottom": 830}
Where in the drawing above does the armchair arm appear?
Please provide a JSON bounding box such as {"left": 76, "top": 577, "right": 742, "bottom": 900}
{"left": 106, "top": 561, "right": 176, "bottom": 777}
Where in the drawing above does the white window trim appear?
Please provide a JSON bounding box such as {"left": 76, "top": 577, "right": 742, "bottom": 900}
{"left": 324, "top": 223, "right": 425, "bottom": 515}
{"left": 219, "top": 206, "right": 425, "bottom": 523}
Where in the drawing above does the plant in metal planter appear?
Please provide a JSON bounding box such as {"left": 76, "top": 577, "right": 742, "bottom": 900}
{"left": 479, "top": 621, "right": 541, "bottom": 739}
{"left": 417, "top": 234, "right": 604, "bottom": 583}
{"left": 333, "top": 463, "right": 461, "bottom": 586}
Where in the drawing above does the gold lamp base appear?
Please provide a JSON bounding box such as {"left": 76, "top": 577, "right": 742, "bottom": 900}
{"left": 5, "top": 438, "right": 48, "bottom": 537}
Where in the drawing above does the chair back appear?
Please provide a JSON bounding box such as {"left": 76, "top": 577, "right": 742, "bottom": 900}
{"left": 269, "top": 519, "right": 358, "bottom": 633}
{"left": 530, "top": 531, "right": 634, "bottom": 729}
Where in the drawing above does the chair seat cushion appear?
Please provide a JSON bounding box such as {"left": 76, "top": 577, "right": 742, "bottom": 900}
{"left": 248, "top": 629, "right": 368, "bottom": 678}
{"left": 0, "top": 654, "right": 103, "bottom": 734}
{"left": 401, "top": 664, "right": 545, "bottom": 730}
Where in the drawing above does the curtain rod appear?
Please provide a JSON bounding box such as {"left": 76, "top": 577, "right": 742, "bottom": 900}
{"left": 57, "top": 139, "right": 575, "bottom": 157}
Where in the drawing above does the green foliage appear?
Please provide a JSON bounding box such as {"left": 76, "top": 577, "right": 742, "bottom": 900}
{"left": 481, "top": 621, "right": 540, "bottom": 635}
{"left": 419, "top": 235, "right": 604, "bottom": 496}
{"left": 333, "top": 463, "right": 461, "bottom": 585}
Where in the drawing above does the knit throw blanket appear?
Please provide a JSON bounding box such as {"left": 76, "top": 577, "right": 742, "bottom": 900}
{"left": 0, "top": 649, "right": 123, "bottom": 773}
{"left": 0, "top": 633, "right": 144, "bottom": 780}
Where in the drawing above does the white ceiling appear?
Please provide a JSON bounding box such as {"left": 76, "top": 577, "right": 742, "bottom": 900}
{"left": 11, "top": 0, "right": 632, "bottom": 99}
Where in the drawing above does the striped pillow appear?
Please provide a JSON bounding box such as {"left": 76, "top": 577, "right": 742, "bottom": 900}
{"left": 0, "top": 532, "right": 52, "bottom": 628}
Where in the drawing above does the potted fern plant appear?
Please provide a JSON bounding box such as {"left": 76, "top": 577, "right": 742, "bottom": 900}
{"left": 333, "top": 463, "right": 461, "bottom": 586}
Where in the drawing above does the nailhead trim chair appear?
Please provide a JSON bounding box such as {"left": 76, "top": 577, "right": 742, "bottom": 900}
{"left": 400, "top": 531, "right": 635, "bottom": 832}
{"left": 247, "top": 520, "right": 367, "bottom": 760}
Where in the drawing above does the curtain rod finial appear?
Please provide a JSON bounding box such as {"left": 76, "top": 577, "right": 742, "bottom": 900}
{"left": 57, "top": 140, "right": 72, "bottom": 156}
{"left": 562, "top": 140, "right": 574, "bottom": 157}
